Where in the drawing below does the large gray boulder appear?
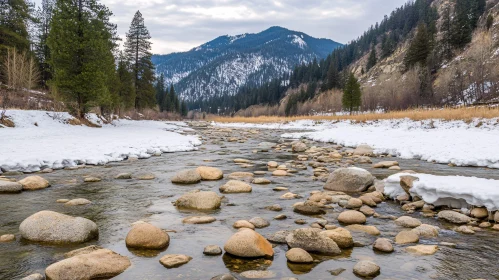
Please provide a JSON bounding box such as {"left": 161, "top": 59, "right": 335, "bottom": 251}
{"left": 438, "top": 210, "right": 471, "bottom": 224}
{"left": 45, "top": 248, "right": 130, "bottom": 280}
{"left": 20, "top": 211, "right": 98, "bottom": 243}
{"left": 171, "top": 169, "right": 202, "bottom": 184}
{"left": 0, "top": 180, "right": 23, "bottom": 193}
{"left": 175, "top": 190, "right": 221, "bottom": 210}
{"left": 285, "top": 228, "right": 341, "bottom": 255}
{"left": 324, "top": 167, "right": 374, "bottom": 192}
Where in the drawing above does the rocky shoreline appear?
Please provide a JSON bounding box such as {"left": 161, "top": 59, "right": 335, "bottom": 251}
{"left": 1, "top": 121, "right": 499, "bottom": 279}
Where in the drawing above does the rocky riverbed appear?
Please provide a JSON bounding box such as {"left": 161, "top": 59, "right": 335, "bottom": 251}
{"left": 1, "top": 122, "right": 499, "bottom": 280}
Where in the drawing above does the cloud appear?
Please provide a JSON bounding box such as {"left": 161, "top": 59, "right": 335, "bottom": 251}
{"left": 34, "top": 0, "right": 408, "bottom": 54}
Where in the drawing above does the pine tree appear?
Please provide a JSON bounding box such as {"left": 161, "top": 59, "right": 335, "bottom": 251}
{"left": 47, "top": 0, "right": 118, "bottom": 118}
{"left": 325, "top": 61, "right": 340, "bottom": 90}
{"left": 366, "top": 45, "right": 377, "bottom": 71}
{"left": 440, "top": 5, "right": 453, "bottom": 60}
{"left": 124, "top": 10, "right": 155, "bottom": 109}
{"left": 155, "top": 73, "right": 165, "bottom": 111}
{"left": 34, "top": 0, "right": 54, "bottom": 87}
{"left": 168, "top": 84, "right": 177, "bottom": 112}
{"left": 451, "top": 0, "right": 473, "bottom": 49}
{"left": 180, "top": 100, "right": 188, "bottom": 117}
{"left": 116, "top": 51, "right": 135, "bottom": 111}
{"left": 342, "top": 73, "right": 362, "bottom": 114}
{"left": 0, "top": 0, "right": 34, "bottom": 74}
{"left": 404, "top": 24, "right": 431, "bottom": 69}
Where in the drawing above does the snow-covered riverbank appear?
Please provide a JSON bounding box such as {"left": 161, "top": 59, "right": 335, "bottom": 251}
{"left": 214, "top": 118, "right": 499, "bottom": 168}
{"left": 0, "top": 110, "right": 201, "bottom": 173}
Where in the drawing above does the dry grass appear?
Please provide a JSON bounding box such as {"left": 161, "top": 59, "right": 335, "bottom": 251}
{"left": 207, "top": 106, "right": 499, "bottom": 123}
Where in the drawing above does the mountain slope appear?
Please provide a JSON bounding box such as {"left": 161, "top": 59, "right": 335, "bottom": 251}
{"left": 152, "top": 26, "right": 342, "bottom": 101}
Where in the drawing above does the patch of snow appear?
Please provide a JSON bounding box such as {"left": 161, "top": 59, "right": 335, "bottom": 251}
{"left": 289, "top": 35, "right": 307, "bottom": 49}
{"left": 215, "top": 118, "right": 499, "bottom": 169}
{"left": 0, "top": 110, "right": 201, "bottom": 173}
{"left": 229, "top": 34, "right": 247, "bottom": 43}
{"left": 384, "top": 173, "right": 499, "bottom": 211}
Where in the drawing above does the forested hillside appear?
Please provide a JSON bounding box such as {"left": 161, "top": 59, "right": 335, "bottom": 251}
{"left": 194, "top": 0, "right": 499, "bottom": 116}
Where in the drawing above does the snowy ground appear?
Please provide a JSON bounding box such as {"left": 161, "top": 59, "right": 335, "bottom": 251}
{"left": 0, "top": 110, "right": 201, "bottom": 173}
{"left": 385, "top": 172, "right": 499, "bottom": 211}
{"left": 214, "top": 118, "right": 499, "bottom": 169}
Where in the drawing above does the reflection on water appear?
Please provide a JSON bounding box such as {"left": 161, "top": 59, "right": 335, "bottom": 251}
{"left": 0, "top": 128, "right": 498, "bottom": 279}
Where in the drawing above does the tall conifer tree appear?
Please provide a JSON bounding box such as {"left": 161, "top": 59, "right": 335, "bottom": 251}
{"left": 124, "top": 10, "right": 156, "bottom": 109}
{"left": 342, "top": 73, "right": 362, "bottom": 114}
{"left": 47, "top": 0, "right": 117, "bottom": 117}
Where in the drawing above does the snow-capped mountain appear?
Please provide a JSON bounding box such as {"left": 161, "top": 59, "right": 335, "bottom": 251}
{"left": 152, "top": 26, "right": 342, "bottom": 101}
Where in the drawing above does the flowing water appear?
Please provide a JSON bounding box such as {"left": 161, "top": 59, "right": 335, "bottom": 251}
{"left": 1, "top": 127, "right": 498, "bottom": 280}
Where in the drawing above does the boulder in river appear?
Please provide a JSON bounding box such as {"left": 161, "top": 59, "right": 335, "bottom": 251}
{"left": 293, "top": 205, "right": 326, "bottom": 215}
{"left": 324, "top": 167, "right": 374, "bottom": 193}
{"left": 18, "top": 176, "right": 50, "bottom": 190}
{"left": 20, "top": 273, "right": 44, "bottom": 280}
{"left": 115, "top": 173, "right": 132, "bottom": 179}
{"left": 171, "top": 169, "right": 202, "bottom": 184}
{"left": 219, "top": 180, "right": 252, "bottom": 193}
{"left": 292, "top": 142, "right": 307, "bottom": 152}
{"left": 45, "top": 248, "right": 130, "bottom": 280}
{"left": 0, "top": 180, "right": 23, "bottom": 193}
{"left": 320, "top": 228, "right": 353, "bottom": 249}
{"left": 159, "top": 254, "right": 192, "bottom": 268}
{"left": 224, "top": 228, "right": 274, "bottom": 258}
{"left": 338, "top": 210, "right": 366, "bottom": 224}
{"left": 175, "top": 190, "right": 222, "bottom": 210}
{"left": 196, "top": 166, "right": 223, "bottom": 181}
{"left": 470, "top": 207, "right": 488, "bottom": 219}
{"left": 373, "top": 161, "right": 399, "bottom": 168}
{"left": 411, "top": 224, "right": 439, "bottom": 238}
{"left": 203, "top": 245, "right": 222, "bottom": 255}
{"left": 0, "top": 234, "right": 15, "bottom": 242}
{"left": 395, "top": 231, "right": 419, "bottom": 244}
{"left": 64, "top": 198, "right": 91, "bottom": 206}
{"left": 437, "top": 210, "right": 471, "bottom": 224}
{"left": 249, "top": 217, "right": 270, "bottom": 228}
{"left": 19, "top": 210, "right": 98, "bottom": 243}
{"left": 406, "top": 245, "right": 438, "bottom": 255}
{"left": 182, "top": 216, "right": 216, "bottom": 224}
{"left": 353, "top": 260, "right": 380, "bottom": 277}
{"left": 373, "top": 238, "right": 393, "bottom": 252}
{"left": 394, "top": 216, "right": 422, "bottom": 228}
{"left": 285, "top": 228, "right": 341, "bottom": 255}
{"left": 125, "top": 222, "right": 169, "bottom": 250}
{"left": 285, "top": 248, "right": 313, "bottom": 263}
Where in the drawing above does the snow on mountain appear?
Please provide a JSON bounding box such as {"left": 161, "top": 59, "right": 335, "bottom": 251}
{"left": 152, "top": 26, "right": 341, "bottom": 102}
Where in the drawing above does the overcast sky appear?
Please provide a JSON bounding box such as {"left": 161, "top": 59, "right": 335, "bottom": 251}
{"left": 37, "top": 0, "right": 408, "bottom": 54}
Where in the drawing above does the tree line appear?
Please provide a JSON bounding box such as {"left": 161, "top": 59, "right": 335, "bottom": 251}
{"left": 1, "top": 0, "right": 186, "bottom": 118}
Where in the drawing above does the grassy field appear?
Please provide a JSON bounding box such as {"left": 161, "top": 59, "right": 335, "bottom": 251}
{"left": 207, "top": 106, "right": 499, "bottom": 123}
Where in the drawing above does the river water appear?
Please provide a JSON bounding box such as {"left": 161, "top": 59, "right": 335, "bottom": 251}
{"left": 1, "top": 127, "right": 498, "bottom": 280}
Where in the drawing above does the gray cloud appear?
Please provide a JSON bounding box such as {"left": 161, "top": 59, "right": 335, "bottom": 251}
{"left": 35, "top": 0, "right": 408, "bottom": 54}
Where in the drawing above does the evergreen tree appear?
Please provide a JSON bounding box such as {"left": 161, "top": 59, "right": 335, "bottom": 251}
{"left": 0, "top": 0, "right": 34, "bottom": 73}
{"left": 34, "top": 0, "right": 54, "bottom": 87}
{"left": 116, "top": 51, "right": 135, "bottom": 110}
{"left": 404, "top": 24, "right": 431, "bottom": 69}
{"left": 325, "top": 61, "right": 340, "bottom": 90}
{"left": 366, "top": 45, "right": 377, "bottom": 71}
{"left": 342, "top": 73, "right": 362, "bottom": 114}
{"left": 451, "top": 0, "right": 473, "bottom": 49}
{"left": 440, "top": 5, "right": 453, "bottom": 60}
{"left": 155, "top": 73, "right": 165, "bottom": 111}
{"left": 180, "top": 100, "right": 188, "bottom": 117}
{"left": 168, "top": 84, "right": 177, "bottom": 112}
{"left": 47, "top": 0, "right": 117, "bottom": 118}
{"left": 124, "top": 10, "right": 155, "bottom": 109}
{"left": 0, "top": 0, "right": 32, "bottom": 51}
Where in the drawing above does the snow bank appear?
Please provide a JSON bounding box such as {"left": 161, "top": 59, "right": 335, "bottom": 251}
{"left": 0, "top": 110, "right": 201, "bottom": 173}
{"left": 385, "top": 173, "right": 499, "bottom": 211}
{"left": 216, "top": 118, "right": 499, "bottom": 168}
